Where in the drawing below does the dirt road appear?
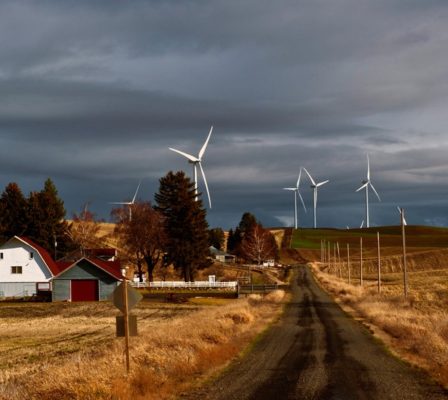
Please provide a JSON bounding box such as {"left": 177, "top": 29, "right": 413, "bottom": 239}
{"left": 183, "top": 266, "right": 447, "bottom": 400}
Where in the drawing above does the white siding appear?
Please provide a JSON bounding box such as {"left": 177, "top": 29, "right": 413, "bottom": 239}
{"left": 0, "top": 238, "right": 52, "bottom": 285}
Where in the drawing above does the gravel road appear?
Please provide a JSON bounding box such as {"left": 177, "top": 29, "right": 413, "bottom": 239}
{"left": 182, "top": 265, "right": 448, "bottom": 400}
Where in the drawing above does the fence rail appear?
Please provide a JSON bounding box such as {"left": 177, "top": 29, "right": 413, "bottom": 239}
{"left": 131, "top": 281, "right": 238, "bottom": 289}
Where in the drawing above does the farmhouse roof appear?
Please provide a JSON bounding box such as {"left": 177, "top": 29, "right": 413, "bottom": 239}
{"left": 16, "top": 236, "right": 61, "bottom": 276}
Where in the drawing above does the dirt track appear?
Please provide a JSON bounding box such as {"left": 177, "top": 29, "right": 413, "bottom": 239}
{"left": 182, "top": 266, "right": 448, "bottom": 400}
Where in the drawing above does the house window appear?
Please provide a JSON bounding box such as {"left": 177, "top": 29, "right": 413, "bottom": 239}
{"left": 29, "top": 252, "right": 34, "bottom": 260}
{"left": 0, "top": 252, "right": 3, "bottom": 260}
{"left": 11, "top": 266, "right": 23, "bottom": 274}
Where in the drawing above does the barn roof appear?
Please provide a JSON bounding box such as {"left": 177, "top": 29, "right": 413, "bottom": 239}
{"left": 54, "top": 257, "right": 123, "bottom": 280}
{"left": 15, "top": 236, "right": 61, "bottom": 276}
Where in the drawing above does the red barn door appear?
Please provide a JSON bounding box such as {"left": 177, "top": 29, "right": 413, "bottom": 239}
{"left": 71, "top": 280, "right": 99, "bottom": 301}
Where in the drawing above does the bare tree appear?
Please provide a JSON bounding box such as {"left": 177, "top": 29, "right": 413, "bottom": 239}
{"left": 241, "top": 224, "right": 277, "bottom": 266}
{"left": 112, "top": 201, "right": 166, "bottom": 282}
{"left": 69, "top": 204, "right": 101, "bottom": 255}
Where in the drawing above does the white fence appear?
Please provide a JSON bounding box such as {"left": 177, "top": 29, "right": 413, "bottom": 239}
{"left": 131, "top": 281, "right": 238, "bottom": 289}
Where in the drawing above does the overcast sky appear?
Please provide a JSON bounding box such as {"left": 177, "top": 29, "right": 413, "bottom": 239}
{"left": 1, "top": 0, "right": 448, "bottom": 229}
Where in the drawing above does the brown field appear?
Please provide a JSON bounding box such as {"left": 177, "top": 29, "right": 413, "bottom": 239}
{"left": 0, "top": 292, "right": 286, "bottom": 400}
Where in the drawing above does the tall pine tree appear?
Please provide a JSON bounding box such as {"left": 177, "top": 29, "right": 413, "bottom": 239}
{"left": 155, "top": 171, "right": 209, "bottom": 281}
{"left": 0, "top": 183, "right": 28, "bottom": 241}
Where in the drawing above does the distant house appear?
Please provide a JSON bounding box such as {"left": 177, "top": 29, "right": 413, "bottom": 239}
{"left": 52, "top": 257, "right": 122, "bottom": 302}
{"left": 209, "top": 246, "right": 236, "bottom": 264}
{"left": 0, "top": 236, "right": 60, "bottom": 298}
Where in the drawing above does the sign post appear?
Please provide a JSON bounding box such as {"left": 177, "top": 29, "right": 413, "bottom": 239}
{"left": 111, "top": 276, "right": 143, "bottom": 374}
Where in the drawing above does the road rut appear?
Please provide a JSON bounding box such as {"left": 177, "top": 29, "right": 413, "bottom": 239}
{"left": 182, "top": 265, "right": 447, "bottom": 400}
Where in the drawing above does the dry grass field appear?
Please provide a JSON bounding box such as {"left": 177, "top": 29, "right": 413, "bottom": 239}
{"left": 0, "top": 292, "right": 286, "bottom": 400}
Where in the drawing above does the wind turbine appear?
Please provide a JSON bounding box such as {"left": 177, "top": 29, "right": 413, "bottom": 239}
{"left": 283, "top": 168, "right": 307, "bottom": 229}
{"left": 303, "top": 168, "right": 329, "bottom": 229}
{"left": 169, "top": 126, "right": 213, "bottom": 208}
{"left": 109, "top": 181, "right": 141, "bottom": 221}
{"left": 356, "top": 154, "right": 381, "bottom": 228}
{"left": 397, "top": 206, "right": 407, "bottom": 225}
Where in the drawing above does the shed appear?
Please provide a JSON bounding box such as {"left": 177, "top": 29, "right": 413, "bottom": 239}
{"left": 52, "top": 257, "right": 122, "bottom": 302}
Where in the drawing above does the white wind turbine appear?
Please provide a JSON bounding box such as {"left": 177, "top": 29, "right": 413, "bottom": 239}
{"left": 109, "top": 181, "right": 141, "bottom": 221}
{"left": 169, "top": 126, "right": 213, "bottom": 208}
{"left": 303, "top": 168, "right": 329, "bottom": 229}
{"left": 397, "top": 206, "right": 408, "bottom": 225}
{"left": 283, "top": 168, "right": 307, "bottom": 229}
{"left": 356, "top": 154, "right": 381, "bottom": 228}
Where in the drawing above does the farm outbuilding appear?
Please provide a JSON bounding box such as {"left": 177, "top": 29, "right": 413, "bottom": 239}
{"left": 52, "top": 257, "right": 122, "bottom": 302}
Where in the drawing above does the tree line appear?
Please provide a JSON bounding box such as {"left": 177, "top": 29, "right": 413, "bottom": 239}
{"left": 0, "top": 172, "right": 278, "bottom": 281}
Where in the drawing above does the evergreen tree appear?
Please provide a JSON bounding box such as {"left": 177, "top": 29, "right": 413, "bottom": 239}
{"left": 155, "top": 171, "right": 209, "bottom": 281}
{"left": 0, "top": 183, "right": 28, "bottom": 241}
{"left": 27, "top": 178, "right": 72, "bottom": 254}
{"left": 208, "top": 227, "right": 224, "bottom": 250}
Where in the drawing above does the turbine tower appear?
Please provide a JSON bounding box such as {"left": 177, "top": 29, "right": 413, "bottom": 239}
{"left": 283, "top": 168, "right": 307, "bottom": 229}
{"left": 356, "top": 154, "right": 381, "bottom": 228}
{"left": 303, "top": 168, "right": 329, "bottom": 229}
{"left": 169, "top": 126, "right": 213, "bottom": 208}
{"left": 109, "top": 181, "right": 141, "bottom": 221}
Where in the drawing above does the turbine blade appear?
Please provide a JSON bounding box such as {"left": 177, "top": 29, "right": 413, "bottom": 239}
{"left": 296, "top": 168, "right": 302, "bottom": 189}
{"left": 316, "top": 180, "right": 329, "bottom": 187}
{"left": 298, "top": 191, "right": 307, "bottom": 213}
{"left": 356, "top": 182, "right": 368, "bottom": 192}
{"left": 131, "top": 180, "right": 142, "bottom": 204}
{"left": 199, "top": 162, "right": 212, "bottom": 208}
{"left": 198, "top": 126, "right": 213, "bottom": 159}
{"left": 367, "top": 154, "right": 370, "bottom": 181}
{"left": 360, "top": 220, "right": 364, "bottom": 228}
{"left": 283, "top": 188, "right": 296, "bottom": 191}
{"left": 302, "top": 168, "right": 316, "bottom": 186}
{"left": 169, "top": 148, "right": 199, "bottom": 162}
{"left": 369, "top": 183, "right": 381, "bottom": 201}
{"left": 109, "top": 202, "right": 131, "bottom": 205}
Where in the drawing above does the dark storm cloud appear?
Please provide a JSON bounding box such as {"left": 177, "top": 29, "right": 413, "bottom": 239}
{"left": 1, "top": 0, "right": 448, "bottom": 228}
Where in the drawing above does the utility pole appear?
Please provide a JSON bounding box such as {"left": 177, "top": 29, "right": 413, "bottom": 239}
{"left": 360, "top": 237, "right": 363, "bottom": 287}
{"left": 122, "top": 276, "right": 130, "bottom": 374}
{"left": 347, "top": 243, "right": 351, "bottom": 285}
{"left": 401, "top": 208, "right": 408, "bottom": 298}
{"left": 377, "top": 231, "right": 381, "bottom": 294}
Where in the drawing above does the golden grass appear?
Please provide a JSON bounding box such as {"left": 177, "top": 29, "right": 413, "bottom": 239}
{"left": 310, "top": 263, "right": 448, "bottom": 387}
{"left": 0, "top": 294, "right": 285, "bottom": 400}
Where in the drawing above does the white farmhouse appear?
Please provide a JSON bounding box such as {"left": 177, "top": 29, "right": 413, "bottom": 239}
{"left": 0, "top": 236, "right": 60, "bottom": 298}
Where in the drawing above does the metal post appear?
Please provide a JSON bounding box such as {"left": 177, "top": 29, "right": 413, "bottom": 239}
{"left": 360, "top": 237, "right": 363, "bottom": 287}
{"left": 377, "top": 231, "right": 381, "bottom": 294}
{"left": 401, "top": 208, "right": 408, "bottom": 298}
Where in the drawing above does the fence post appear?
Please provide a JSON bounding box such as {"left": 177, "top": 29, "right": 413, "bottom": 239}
{"left": 360, "top": 237, "right": 363, "bottom": 287}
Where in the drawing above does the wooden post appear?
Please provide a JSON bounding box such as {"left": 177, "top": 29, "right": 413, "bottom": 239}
{"left": 360, "top": 237, "right": 363, "bottom": 287}
{"left": 122, "top": 279, "right": 130, "bottom": 374}
{"left": 333, "top": 243, "right": 337, "bottom": 275}
{"left": 401, "top": 208, "right": 408, "bottom": 298}
{"left": 377, "top": 231, "right": 381, "bottom": 294}
{"left": 347, "top": 243, "right": 351, "bottom": 285}
{"left": 337, "top": 242, "right": 341, "bottom": 278}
